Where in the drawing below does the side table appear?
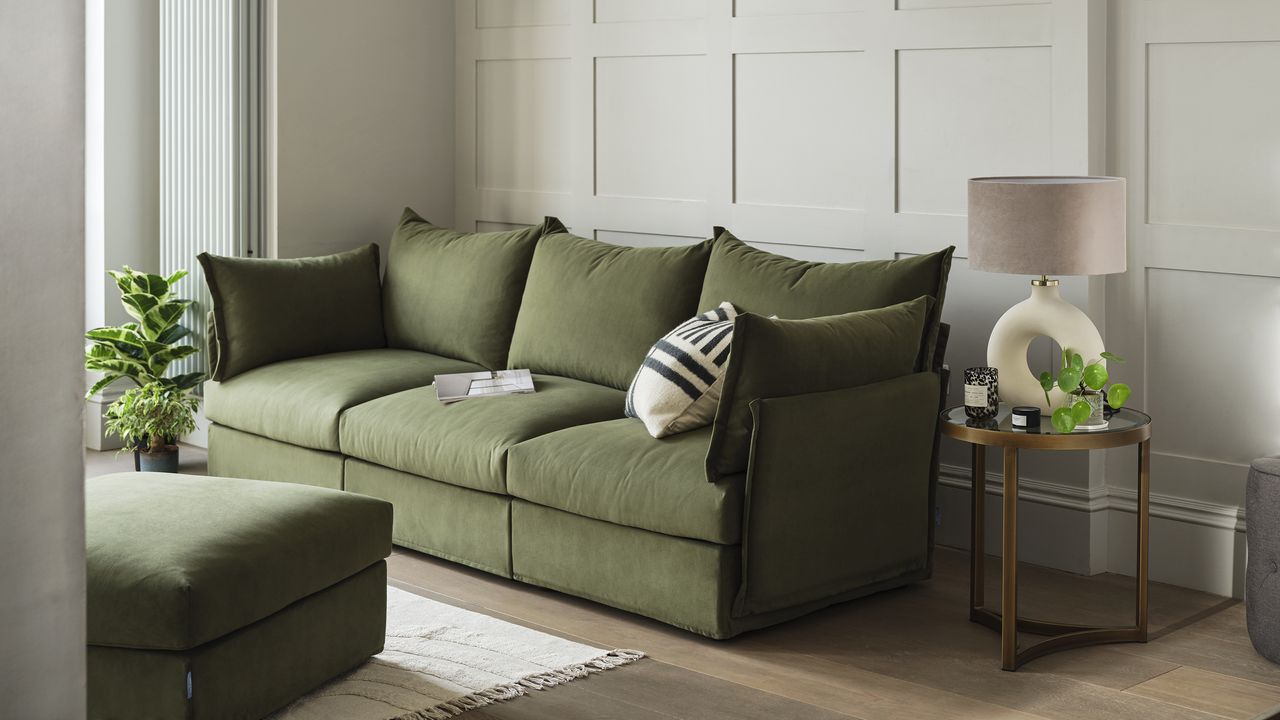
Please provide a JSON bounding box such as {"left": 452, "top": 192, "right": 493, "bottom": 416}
{"left": 940, "top": 405, "right": 1152, "bottom": 670}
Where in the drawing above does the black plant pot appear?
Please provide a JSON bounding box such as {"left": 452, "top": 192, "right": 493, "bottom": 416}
{"left": 132, "top": 435, "right": 179, "bottom": 473}
{"left": 135, "top": 446, "right": 180, "bottom": 473}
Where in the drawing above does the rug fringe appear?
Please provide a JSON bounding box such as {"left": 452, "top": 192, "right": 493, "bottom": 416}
{"left": 389, "top": 649, "right": 645, "bottom": 720}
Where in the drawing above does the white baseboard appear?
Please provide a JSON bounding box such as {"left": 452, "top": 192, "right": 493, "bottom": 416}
{"left": 183, "top": 398, "right": 208, "bottom": 449}
{"left": 936, "top": 463, "right": 1246, "bottom": 598}
{"left": 84, "top": 376, "right": 124, "bottom": 451}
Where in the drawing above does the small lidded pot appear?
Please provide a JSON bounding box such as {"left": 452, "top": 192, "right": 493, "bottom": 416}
{"left": 963, "top": 367, "right": 999, "bottom": 420}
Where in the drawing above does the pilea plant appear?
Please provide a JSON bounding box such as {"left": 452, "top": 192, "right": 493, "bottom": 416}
{"left": 1038, "top": 347, "right": 1132, "bottom": 434}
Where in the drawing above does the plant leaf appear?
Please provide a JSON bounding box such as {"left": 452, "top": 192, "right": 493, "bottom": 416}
{"left": 1100, "top": 351, "right": 1126, "bottom": 363}
{"left": 1082, "top": 363, "right": 1108, "bottom": 391}
{"left": 1038, "top": 371, "right": 1055, "bottom": 393}
{"left": 121, "top": 293, "right": 160, "bottom": 323}
{"left": 165, "top": 269, "right": 189, "bottom": 286}
{"left": 1109, "top": 383, "right": 1131, "bottom": 409}
{"left": 86, "top": 374, "right": 122, "bottom": 399}
{"left": 86, "top": 356, "right": 150, "bottom": 380}
{"left": 1070, "top": 352, "right": 1084, "bottom": 371}
{"left": 155, "top": 324, "right": 191, "bottom": 345}
{"left": 147, "top": 345, "right": 198, "bottom": 376}
{"left": 1070, "top": 399, "right": 1093, "bottom": 424}
{"left": 1051, "top": 407, "right": 1077, "bottom": 434}
{"left": 142, "top": 301, "right": 191, "bottom": 339}
{"left": 107, "top": 270, "right": 133, "bottom": 295}
{"left": 86, "top": 342, "right": 115, "bottom": 359}
{"left": 86, "top": 326, "right": 147, "bottom": 350}
{"left": 168, "top": 372, "right": 206, "bottom": 390}
{"left": 136, "top": 273, "right": 170, "bottom": 298}
{"left": 1057, "top": 367, "right": 1082, "bottom": 394}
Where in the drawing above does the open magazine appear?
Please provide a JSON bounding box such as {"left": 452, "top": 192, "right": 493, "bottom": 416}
{"left": 435, "top": 369, "right": 536, "bottom": 404}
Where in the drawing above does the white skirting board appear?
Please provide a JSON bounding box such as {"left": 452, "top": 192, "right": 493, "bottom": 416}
{"left": 936, "top": 463, "right": 1246, "bottom": 599}
{"left": 84, "top": 376, "right": 124, "bottom": 451}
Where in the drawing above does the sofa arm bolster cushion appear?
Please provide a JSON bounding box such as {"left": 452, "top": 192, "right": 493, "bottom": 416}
{"left": 705, "top": 296, "right": 932, "bottom": 481}
{"left": 736, "top": 370, "right": 940, "bottom": 616}
{"left": 198, "top": 244, "right": 386, "bottom": 381}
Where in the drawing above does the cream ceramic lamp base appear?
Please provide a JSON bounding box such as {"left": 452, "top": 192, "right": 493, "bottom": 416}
{"left": 987, "top": 280, "right": 1104, "bottom": 413}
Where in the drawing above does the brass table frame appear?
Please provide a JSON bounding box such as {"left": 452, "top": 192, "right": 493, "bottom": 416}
{"left": 942, "top": 411, "right": 1151, "bottom": 671}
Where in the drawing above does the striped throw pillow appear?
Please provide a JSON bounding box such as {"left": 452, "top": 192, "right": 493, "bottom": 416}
{"left": 625, "top": 302, "right": 738, "bottom": 438}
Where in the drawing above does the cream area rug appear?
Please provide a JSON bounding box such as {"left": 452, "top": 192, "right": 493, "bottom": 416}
{"left": 271, "top": 586, "right": 645, "bottom": 720}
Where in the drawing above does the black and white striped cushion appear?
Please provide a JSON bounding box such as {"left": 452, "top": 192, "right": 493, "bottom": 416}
{"left": 625, "top": 302, "right": 738, "bottom": 438}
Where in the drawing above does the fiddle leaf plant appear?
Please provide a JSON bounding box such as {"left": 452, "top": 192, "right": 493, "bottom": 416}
{"left": 84, "top": 266, "right": 205, "bottom": 398}
{"left": 1037, "top": 347, "right": 1132, "bottom": 434}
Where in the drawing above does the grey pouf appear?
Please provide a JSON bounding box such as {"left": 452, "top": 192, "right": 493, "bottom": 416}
{"left": 1248, "top": 456, "right": 1280, "bottom": 663}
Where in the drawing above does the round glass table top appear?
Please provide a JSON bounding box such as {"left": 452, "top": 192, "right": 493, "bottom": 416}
{"left": 941, "top": 404, "right": 1151, "bottom": 449}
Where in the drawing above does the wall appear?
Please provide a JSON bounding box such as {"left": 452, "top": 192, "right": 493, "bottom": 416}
{"left": 456, "top": 0, "right": 1280, "bottom": 596}
{"left": 1098, "top": 0, "right": 1280, "bottom": 596}
{"left": 0, "top": 0, "right": 88, "bottom": 715}
{"left": 274, "top": 0, "right": 456, "bottom": 259}
{"left": 86, "top": 0, "right": 162, "bottom": 449}
{"left": 455, "top": 0, "right": 1110, "bottom": 573}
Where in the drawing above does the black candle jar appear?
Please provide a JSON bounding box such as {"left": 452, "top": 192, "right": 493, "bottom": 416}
{"left": 963, "top": 367, "right": 999, "bottom": 419}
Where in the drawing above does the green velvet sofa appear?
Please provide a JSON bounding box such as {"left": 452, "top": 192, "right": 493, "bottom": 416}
{"left": 201, "top": 211, "right": 954, "bottom": 639}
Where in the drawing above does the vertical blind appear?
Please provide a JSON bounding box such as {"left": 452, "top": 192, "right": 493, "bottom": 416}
{"left": 160, "top": 0, "right": 263, "bottom": 380}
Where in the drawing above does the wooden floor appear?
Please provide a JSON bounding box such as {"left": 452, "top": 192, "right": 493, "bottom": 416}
{"left": 87, "top": 449, "right": 1280, "bottom": 720}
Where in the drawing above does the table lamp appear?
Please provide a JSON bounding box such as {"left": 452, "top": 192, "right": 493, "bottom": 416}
{"left": 968, "top": 176, "right": 1127, "bottom": 412}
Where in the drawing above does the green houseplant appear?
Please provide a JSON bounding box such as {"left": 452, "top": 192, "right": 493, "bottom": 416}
{"left": 85, "top": 267, "right": 205, "bottom": 469}
{"left": 1038, "top": 347, "right": 1132, "bottom": 434}
{"left": 104, "top": 383, "right": 200, "bottom": 472}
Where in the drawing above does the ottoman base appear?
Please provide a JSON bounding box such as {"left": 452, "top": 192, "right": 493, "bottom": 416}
{"left": 89, "top": 561, "right": 386, "bottom": 720}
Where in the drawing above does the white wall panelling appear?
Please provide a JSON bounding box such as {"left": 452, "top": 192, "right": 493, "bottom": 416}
{"left": 456, "top": 0, "right": 1269, "bottom": 595}
{"left": 456, "top": 0, "right": 1096, "bottom": 256}
{"left": 477, "top": 59, "right": 574, "bottom": 194}
{"left": 1101, "top": 0, "right": 1280, "bottom": 596}
{"left": 457, "top": 0, "right": 1103, "bottom": 565}
{"left": 1146, "top": 40, "right": 1280, "bottom": 232}
{"left": 477, "top": 0, "right": 570, "bottom": 29}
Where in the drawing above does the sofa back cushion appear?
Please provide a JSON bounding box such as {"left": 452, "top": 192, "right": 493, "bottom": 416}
{"left": 698, "top": 229, "right": 954, "bottom": 370}
{"left": 199, "top": 244, "right": 385, "bottom": 381}
{"left": 706, "top": 297, "right": 931, "bottom": 480}
{"left": 508, "top": 227, "right": 713, "bottom": 390}
{"left": 382, "top": 209, "right": 546, "bottom": 369}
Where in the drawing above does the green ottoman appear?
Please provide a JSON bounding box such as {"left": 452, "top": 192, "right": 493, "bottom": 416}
{"left": 86, "top": 472, "right": 392, "bottom": 719}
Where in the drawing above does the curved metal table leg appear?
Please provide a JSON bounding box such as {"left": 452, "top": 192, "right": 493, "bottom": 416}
{"left": 969, "top": 440, "right": 1150, "bottom": 671}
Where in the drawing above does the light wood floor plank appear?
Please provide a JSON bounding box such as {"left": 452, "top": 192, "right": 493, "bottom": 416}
{"left": 388, "top": 556, "right": 1049, "bottom": 720}
{"left": 1110, "top": 604, "right": 1280, "bottom": 689}
{"left": 1126, "top": 666, "right": 1280, "bottom": 719}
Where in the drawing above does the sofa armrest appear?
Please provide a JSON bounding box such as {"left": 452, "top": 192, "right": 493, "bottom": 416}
{"left": 735, "top": 370, "right": 940, "bottom": 617}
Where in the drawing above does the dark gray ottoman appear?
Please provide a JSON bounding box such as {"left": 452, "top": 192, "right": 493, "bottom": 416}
{"left": 87, "top": 472, "right": 393, "bottom": 719}
{"left": 1248, "top": 457, "right": 1280, "bottom": 663}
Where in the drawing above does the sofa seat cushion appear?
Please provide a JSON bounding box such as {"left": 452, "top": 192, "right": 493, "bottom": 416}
{"left": 86, "top": 472, "right": 392, "bottom": 651}
{"left": 339, "top": 374, "right": 625, "bottom": 494}
{"left": 205, "top": 349, "right": 484, "bottom": 452}
{"left": 508, "top": 419, "right": 744, "bottom": 544}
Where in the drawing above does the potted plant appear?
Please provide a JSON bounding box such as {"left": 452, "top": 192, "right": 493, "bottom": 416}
{"left": 85, "top": 267, "right": 205, "bottom": 469}
{"left": 103, "top": 383, "right": 200, "bottom": 472}
{"left": 1038, "top": 347, "right": 1133, "bottom": 434}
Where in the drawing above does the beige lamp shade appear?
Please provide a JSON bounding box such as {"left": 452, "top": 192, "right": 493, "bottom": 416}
{"left": 968, "top": 176, "right": 1127, "bottom": 276}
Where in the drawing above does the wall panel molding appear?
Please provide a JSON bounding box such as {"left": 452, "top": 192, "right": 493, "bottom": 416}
{"left": 1102, "top": 0, "right": 1280, "bottom": 597}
